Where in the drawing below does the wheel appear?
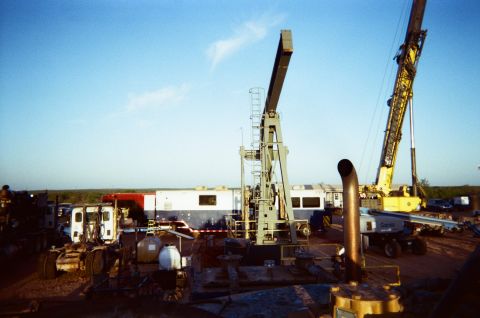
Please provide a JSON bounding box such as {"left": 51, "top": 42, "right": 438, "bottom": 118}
{"left": 86, "top": 249, "right": 105, "bottom": 276}
{"left": 37, "top": 253, "right": 48, "bottom": 279}
{"left": 34, "top": 237, "right": 42, "bottom": 253}
{"left": 41, "top": 234, "right": 48, "bottom": 250}
{"left": 436, "top": 227, "right": 445, "bottom": 236}
{"left": 85, "top": 251, "right": 94, "bottom": 276}
{"left": 37, "top": 251, "right": 58, "bottom": 279}
{"left": 384, "top": 240, "right": 402, "bottom": 258}
{"left": 412, "top": 238, "right": 427, "bottom": 255}
{"left": 299, "top": 224, "right": 311, "bottom": 237}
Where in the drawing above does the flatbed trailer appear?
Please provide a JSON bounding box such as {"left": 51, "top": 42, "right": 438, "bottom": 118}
{"left": 370, "top": 210, "right": 463, "bottom": 232}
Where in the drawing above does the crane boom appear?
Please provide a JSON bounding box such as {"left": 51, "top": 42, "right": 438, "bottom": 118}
{"left": 375, "top": 0, "right": 427, "bottom": 194}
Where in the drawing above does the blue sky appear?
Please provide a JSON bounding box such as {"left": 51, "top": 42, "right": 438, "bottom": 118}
{"left": 1, "top": 0, "right": 479, "bottom": 190}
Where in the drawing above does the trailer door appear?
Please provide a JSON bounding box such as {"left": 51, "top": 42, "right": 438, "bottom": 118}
{"left": 101, "top": 206, "right": 115, "bottom": 242}
{"left": 71, "top": 207, "right": 84, "bottom": 243}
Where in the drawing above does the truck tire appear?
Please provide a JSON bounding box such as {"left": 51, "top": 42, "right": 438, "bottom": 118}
{"left": 384, "top": 240, "right": 402, "bottom": 258}
{"left": 435, "top": 227, "right": 445, "bottom": 236}
{"left": 412, "top": 238, "right": 427, "bottom": 255}
{"left": 299, "top": 224, "right": 311, "bottom": 237}
{"left": 86, "top": 249, "right": 105, "bottom": 276}
{"left": 37, "top": 253, "right": 47, "bottom": 279}
{"left": 38, "top": 251, "right": 58, "bottom": 280}
{"left": 34, "top": 236, "right": 42, "bottom": 253}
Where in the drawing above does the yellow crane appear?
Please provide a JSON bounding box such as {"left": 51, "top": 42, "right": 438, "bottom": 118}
{"left": 361, "top": 0, "right": 427, "bottom": 212}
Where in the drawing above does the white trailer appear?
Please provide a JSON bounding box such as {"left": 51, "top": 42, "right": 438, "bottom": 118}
{"left": 155, "top": 188, "right": 241, "bottom": 232}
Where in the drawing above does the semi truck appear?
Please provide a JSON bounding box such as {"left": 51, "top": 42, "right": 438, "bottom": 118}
{"left": 38, "top": 204, "right": 123, "bottom": 279}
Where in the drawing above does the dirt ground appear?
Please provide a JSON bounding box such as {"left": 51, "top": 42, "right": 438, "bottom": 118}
{"left": 320, "top": 215, "right": 479, "bottom": 285}
{"left": 0, "top": 232, "right": 195, "bottom": 302}
{"left": 0, "top": 216, "right": 478, "bottom": 316}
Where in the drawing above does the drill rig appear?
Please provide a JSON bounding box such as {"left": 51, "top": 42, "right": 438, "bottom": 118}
{"left": 239, "top": 30, "right": 300, "bottom": 245}
{"left": 361, "top": 0, "right": 427, "bottom": 212}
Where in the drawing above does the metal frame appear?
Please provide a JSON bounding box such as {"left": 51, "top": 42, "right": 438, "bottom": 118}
{"left": 240, "top": 30, "right": 299, "bottom": 245}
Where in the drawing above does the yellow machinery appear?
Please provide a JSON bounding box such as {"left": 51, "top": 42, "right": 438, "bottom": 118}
{"left": 362, "top": 0, "right": 427, "bottom": 212}
{"left": 330, "top": 282, "right": 403, "bottom": 318}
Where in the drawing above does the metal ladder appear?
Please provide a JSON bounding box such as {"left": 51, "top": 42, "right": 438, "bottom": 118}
{"left": 249, "top": 87, "right": 264, "bottom": 200}
{"left": 146, "top": 219, "right": 156, "bottom": 236}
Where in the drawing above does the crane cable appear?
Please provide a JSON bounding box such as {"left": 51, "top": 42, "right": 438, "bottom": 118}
{"left": 358, "top": 1, "right": 411, "bottom": 185}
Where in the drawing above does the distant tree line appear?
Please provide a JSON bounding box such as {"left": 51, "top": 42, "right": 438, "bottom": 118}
{"left": 419, "top": 179, "right": 480, "bottom": 199}
{"left": 28, "top": 189, "right": 151, "bottom": 204}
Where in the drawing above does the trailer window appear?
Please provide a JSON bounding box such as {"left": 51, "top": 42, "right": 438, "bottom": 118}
{"left": 199, "top": 195, "right": 217, "bottom": 206}
{"left": 291, "top": 197, "right": 300, "bottom": 208}
{"left": 102, "top": 211, "right": 110, "bottom": 221}
{"left": 302, "top": 197, "right": 320, "bottom": 208}
{"left": 75, "top": 212, "right": 82, "bottom": 222}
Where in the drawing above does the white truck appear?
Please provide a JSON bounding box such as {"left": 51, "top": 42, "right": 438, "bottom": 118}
{"left": 38, "top": 204, "right": 122, "bottom": 279}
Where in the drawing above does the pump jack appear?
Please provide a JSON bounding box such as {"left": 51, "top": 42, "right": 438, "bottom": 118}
{"left": 240, "top": 30, "right": 299, "bottom": 245}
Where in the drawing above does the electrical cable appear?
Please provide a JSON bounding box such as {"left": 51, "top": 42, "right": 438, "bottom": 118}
{"left": 359, "top": 1, "right": 410, "bottom": 185}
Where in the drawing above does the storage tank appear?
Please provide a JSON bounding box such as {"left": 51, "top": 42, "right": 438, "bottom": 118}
{"left": 137, "top": 235, "right": 162, "bottom": 263}
{"left": 159, "top": 244, "right": 181, "bottom": 270}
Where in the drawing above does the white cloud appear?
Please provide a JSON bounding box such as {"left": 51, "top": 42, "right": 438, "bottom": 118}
{"left": 206, "top": 13, "right": 286, "bottom": 70}
{"left": 126, "top": 83, "right": 190, "bottom": 112}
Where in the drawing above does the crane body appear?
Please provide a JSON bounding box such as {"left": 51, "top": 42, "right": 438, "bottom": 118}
{"left": 362, "top": 0, "right": 427, "bottom": 212}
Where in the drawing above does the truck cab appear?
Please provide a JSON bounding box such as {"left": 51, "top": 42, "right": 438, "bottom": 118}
{"left": 70, "top": 205, "right": 116, "bottom": 243}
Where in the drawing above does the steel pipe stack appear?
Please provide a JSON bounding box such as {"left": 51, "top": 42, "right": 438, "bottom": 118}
{"left": 337, "top": 159, "right": 362, "bottom": 283}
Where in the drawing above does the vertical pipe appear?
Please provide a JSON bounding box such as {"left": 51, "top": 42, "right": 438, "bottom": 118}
{"left": 55, "top": 195, "right": 59, "bottom": 229}
{"left": 337, "top": 159, "right": 362, "bottom": 283}
{"left": 240, "top": 146, "right": 245, "bottom": 238}
{"left": 114, "top": 198, "right": 118, "bottom": 241}
{"left": 409, "top": 98, "right": 418, "bottom": 197}
{"left": 471, "top": 193, "right": 480, "bottom": 212}
{"left": 240, "top": 146, "right": 250, "bottom": 239}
